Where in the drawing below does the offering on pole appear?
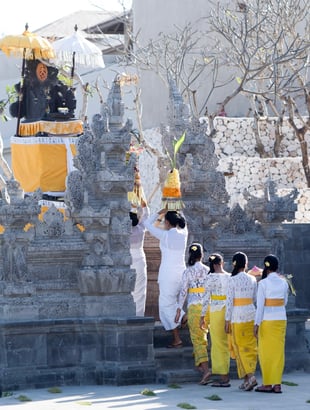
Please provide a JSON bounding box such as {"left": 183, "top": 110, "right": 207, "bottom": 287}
{"left": 161, "top": 132, "right": 185, "bottom": 210}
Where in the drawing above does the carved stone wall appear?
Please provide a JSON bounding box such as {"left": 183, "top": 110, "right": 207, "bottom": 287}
{"left": 0, "top": 76, "right": 156, "bottom": 389}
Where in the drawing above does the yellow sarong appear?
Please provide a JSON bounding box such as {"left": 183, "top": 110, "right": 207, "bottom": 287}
{"left": 209, "top": 308, "right": 230, "bottom": 375}
{"left": 231, "top": 321, "right": 257, "bottom": 379}
{"left": 258, "top": 320, "right": 286, "bottom": 385}
{"left": 187, "top": 304, "right": 209, "bottom": 366}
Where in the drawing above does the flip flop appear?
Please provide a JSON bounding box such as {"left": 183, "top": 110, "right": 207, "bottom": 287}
{"left": 255, "top": 385, "right": 273, "bottom": 393}
{"left": 211, "top": 380, "right": 231, "bottom": 388}
{"left": 167, "top": 341, "right": 183, "bottom": 348}
{"left": 244, "top": 376, "right": 258, "bottom": 391}
{"left": 199, "top": 371, "right": 213, "bottom": 385}
{"left": 272, "top": 385, "right": 282, "bottom": 394}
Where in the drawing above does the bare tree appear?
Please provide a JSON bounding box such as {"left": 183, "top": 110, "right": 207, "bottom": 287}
{"left": 96, "top": 0, "right": 310, "bottom": 184}
{"left": 206, "top": 0, "right": 310, "bottom": 184}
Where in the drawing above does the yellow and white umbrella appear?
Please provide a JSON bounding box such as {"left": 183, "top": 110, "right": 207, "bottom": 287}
{"left": 52, "top": 25, "right": 105, "bottom": 81}
{"left": 0, "top": 25, "right": 55, "bottom": 60}
{"left": 0, "top": 24, "right": 55, "bottom": 135}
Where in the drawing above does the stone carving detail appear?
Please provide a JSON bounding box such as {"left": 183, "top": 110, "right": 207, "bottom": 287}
{"left": 106, "top": 76, "right": 125, "bottom": 129}
{"left": 74, "top": 129, "right": 97, "bottom": 175}
{"left": 65, "top": 78, "right": 135, "bottom": 312}
{"left": 167, "top": 76, "right": 190, "bottom": 129}
{"left": 2, "top": 234, "right": 27, "bottom": 282}
{"left": 91, "top": 113, "right": 106, "bottom": 140}
{"left": 228, "top": 203, "right": 256, "bottom": 234}
{"left": 66, "top": 170, "right": 84, "bottom": 212}
{"left": 244, "top": 180, "right": 298, "bottom": 223}
{"left": 36, "top": 205, "right": 66, "bottom": 237}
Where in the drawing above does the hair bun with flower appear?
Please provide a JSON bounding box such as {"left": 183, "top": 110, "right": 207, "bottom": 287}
{"left": 190, "top": 245, "right": 198, "bottom": 251}
{"left": 210, "top": 255, "right": 216, "bottom": 261}
{"left": 232, "top": 260, "right": 237, "bottom": 266}
{"left": 264, "top": 261, "right": 270, "bottom": 267}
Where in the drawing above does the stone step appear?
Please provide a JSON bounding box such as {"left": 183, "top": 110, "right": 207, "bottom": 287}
{"left": 154, "top": 322, "right": 238, "bottom": 384}
{"left": 153, "top": 321, "right": 193, "bottom": 348}
{"left": 156, "top": 368, "right": 201, "bottom": 384}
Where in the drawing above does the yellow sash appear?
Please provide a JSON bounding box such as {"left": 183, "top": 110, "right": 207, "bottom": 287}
{"left": 233, "top": 297, "right": 253, "bottom": 306}
{"left": 211, "top": 295, "right": 226, "bottom": 300}
{"left": 188, "top": 287, "right": 205, "bottom": 293}
{"left": 264, "top": 298, "right": 284, "bottom": 307}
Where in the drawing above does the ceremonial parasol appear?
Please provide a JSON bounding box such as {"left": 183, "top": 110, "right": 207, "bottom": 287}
{"left": 0, "top": 24, "right": 55, "bottom": 136}
{"left": 52, "top": 24, "right": 105, "bottom": 83}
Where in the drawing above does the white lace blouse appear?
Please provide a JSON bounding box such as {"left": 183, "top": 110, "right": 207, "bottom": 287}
{"left": 177, "top": 261, "right": 210, "bottom": 309}
{"left": 201, "top": 272, "right": 231, "bottom": 315}
{"left": 225, "top": 271, "right": 257, "bottom": 323}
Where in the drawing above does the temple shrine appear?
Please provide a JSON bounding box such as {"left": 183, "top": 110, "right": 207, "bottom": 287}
{"left": 9, "top": 58, "right": 83, "bottom": 206}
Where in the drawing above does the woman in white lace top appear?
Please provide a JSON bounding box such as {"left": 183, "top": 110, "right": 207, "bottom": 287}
{"left": 200, "top": 253, "right": 231, "bottom": 387}
{"left": 176, "top": 243, "right": 211, "bottom": 385}
{"left": 225, "top": 252, "right": 258, "bottom": 391}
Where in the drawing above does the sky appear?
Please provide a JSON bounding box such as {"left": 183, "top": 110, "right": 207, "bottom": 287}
{"left": 0, "top": 0, "right": 132, "bottom": 36}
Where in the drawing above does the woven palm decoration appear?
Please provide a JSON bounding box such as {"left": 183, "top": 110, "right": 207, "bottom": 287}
{"left": 127, "top": 166, "right": 146, "bottom": 207}
{"left": 161, "top": 132, "right": 186, "bottom": 210}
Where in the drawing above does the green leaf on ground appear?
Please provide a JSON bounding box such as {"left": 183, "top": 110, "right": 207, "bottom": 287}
{"left": 205, "top": 394, "right": 222, "bottom": 401}
{"left": 177, "top": 403, "right": 197, "bottom": 409}
{"left": 47, "top": 386, "right": 62, "bottom": 393}
{"left": 282, "top": 381, "right": 298, "bottom": 386}
{"left": 168, "top": 383, "right": 182, "bottom": 389}
{"left": 140, "top": 388, "right": 156, "bottom": 396}
{"left": 17, "top": 395, "right": 32, "bottom": 402}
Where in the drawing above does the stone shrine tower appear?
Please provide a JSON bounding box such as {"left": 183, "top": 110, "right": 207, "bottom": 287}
{"left": 0, "top": 76, "right": 156, "bottom": 390}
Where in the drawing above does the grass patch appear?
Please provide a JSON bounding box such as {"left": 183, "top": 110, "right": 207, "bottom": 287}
{"left": 17, "top": 394, "right": 32, "bottom": 402}
{"left": 205, "top": 394, "right": 222, "bottom": 401}
{"left": 168, "top": 383, "right": 182, "bottom": 389}
{"left": 306, "top": 399, "right": 310, "bottom": 403}
{"left": 47, "top": 386, "right": 62, "bottom": 393}
{"left": 282, "top": 380, "right": 298, "bottom": 386}
{"left": 177, "top": 402, "right": 197, "bottom": 409}
{"left": 140, "top": 388, "right": 156, "bottom": 396}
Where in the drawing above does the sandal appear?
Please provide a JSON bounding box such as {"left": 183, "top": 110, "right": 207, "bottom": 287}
{"left": 239, "top": 381, "right": 246, "bottom": 390}
{"left": 255, "top": 385, "right": 273, "bottom": 393}
{"left": 181, "top": 314, "right": 188, "bottom": 328}
{"left": 211, "top": 380, "right": 231, "bottom": 388}
{"left": 199, "top": 371, "right": 213, "bottom": 385}
{"left": 167, "top": 341, "right": 183, "bottom": 348}
{"left": 244, "top": 376, "right": 258, "bottom": 391}
{"left": 272, "top": 384, "right": 282, "bottom": 394}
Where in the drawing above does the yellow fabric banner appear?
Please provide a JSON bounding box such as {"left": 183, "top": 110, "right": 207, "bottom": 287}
{"left": 19, "top": 120, "right": 83, "bottom": 137}
{"left": 11, "top": 136, "right": 77, "bottom": 193}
